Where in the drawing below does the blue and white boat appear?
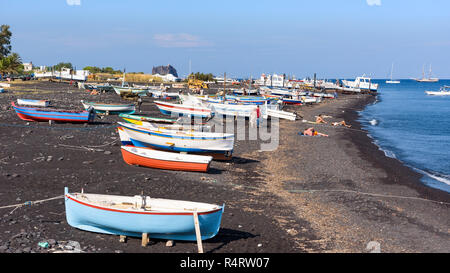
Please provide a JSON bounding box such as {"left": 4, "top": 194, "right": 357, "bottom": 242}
{"left": 117, "top": 122, "right": 234, "bottom": 160}
{"left": 64, "top": 187, "right": 224, "bottom": 241}
{"left": 11, "top": 102, "right": 95, "bottom": 123}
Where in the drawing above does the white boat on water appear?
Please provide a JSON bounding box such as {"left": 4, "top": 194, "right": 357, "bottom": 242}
{"left": 425, "top": 86, "right": 450, "bottom": 96}
{"left": 341, "top": 75, "right": 378, "bottom": 92}
{"left": 414, "top": 64, "right": 439, "bottom": 83}
{"left": 386, "top": 63, "right": 400, "bottom": 84}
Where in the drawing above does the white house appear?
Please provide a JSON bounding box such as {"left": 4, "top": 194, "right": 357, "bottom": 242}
{"left": 22, "top": 62, "right": 33, "bottom": 72}
{"left": 255, "top": 73, "right": 286, "bottom": 87}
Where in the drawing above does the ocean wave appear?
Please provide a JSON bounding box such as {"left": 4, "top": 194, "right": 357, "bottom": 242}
{"left": 413, "top": 168, "right": 450, "bottom": 187}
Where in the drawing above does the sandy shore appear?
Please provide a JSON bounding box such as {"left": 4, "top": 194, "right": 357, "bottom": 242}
{"left": 0, "top": 80, "right": 448, "bottom": 253}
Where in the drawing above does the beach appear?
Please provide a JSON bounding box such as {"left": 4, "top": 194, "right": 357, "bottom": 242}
{"left": 0, "top": 80, "right": 449, "bottom": 253}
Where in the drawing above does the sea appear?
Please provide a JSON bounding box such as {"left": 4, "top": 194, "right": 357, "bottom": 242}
{"left": 358, "top": 79, "right": 450, "bottom": 193}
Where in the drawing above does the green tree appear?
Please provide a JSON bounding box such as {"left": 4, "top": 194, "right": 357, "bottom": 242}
{"left": 0, "top": 53, "right": 23, "bottom": 76}
{"left": 0, "top": 25, "right": 12, "bottom": 58}
{"left": 53, "top": 62, "right": 73, "bottom": 71}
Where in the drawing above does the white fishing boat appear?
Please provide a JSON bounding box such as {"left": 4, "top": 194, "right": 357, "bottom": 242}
{"left": 341, "top": 75, "right": 378, "bottom": 92}
{"left": 155, "top": 100, "right": 213, "bottom": 118}
{"left": 17, "top": 99, "right": 50, "bottom": 107}
{"left": 265, "top": 108, "right": 297, "bottom": 121}
{"left": 425, "top": 86, "right": 450, "bottom": 96}
{"left": 386, "top": 63, "right": 400, "bottom": 84}
{"left": 81, "top": 100, "right": 136, "bottom": 114}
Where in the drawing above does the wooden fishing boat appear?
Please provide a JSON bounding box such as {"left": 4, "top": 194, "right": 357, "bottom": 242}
{"left": 224, "top": 95, "right": 269, "bottom": 105}
{"left": 119, "top": 113, "right": 178, "bottom": 124}
{"left": 123, "top": 118, "right": 211, "bottom": 132}
{"left": 208, "top": 102, "right": 257, "bottom": 118}
{"left": 121, "top": 145, "right": 212, "bottom": 172}
{"left": 154, "top": 100, "right": 212, "bottom": 118}
{"left": 64, "top": 187, "right": 224, "bottom": 241}
{"left": 81, "top": 100, "right": 135, "bottom": 114}
{"left": 265, "top": 108, "right": 297, "bottom": 121}
{"left": 17, "top": 99, "right": 50, "bottom": 107}
{"left": 11, "top": 101, "right": 94, "bottom": 123}
{"left": 113, "top": 86, "right": 148, "bottom": 95}
{"left": 117, "top": 122, "right": 234, "bottom": 160}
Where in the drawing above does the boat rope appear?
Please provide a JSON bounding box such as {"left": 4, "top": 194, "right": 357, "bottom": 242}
{"left": 288, "top": 189, "right": 450, "bottom": 206}
{"left": 0, "top": 195, "right": 65, "bottom": 215}
{"left": 56, "top": 138, "right": 118, "bottom": 151}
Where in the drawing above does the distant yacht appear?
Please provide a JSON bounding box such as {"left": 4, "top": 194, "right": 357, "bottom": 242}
{"left": 414, "top": 64, "right": 439, "bottom": 82}
{"left": 386, "top": 63, "right": 400, "bottom": 84}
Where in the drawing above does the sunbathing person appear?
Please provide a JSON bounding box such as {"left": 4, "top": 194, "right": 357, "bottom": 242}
{"left": 315, "top": 114, "right": 327, "bottom": 124}
{"left": 302, "top": 127, "right": 328, "bottom": 137}
{"left": 331, "top": 120, "right": 351, "bottom": 128}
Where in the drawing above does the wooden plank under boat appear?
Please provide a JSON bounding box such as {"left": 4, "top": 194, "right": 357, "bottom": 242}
{"left": 121, "top": 145, "right": 212, "bottom": 172}
{"left": 64, "top": 187, "right": 224, "bottom": 241}
{"left": 11, "top": 101, "right": 94, "bottom": 123}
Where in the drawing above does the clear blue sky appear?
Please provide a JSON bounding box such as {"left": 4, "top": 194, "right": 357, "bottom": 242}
{"left": 3, "top": 0, "right": 450, "bottom": 79}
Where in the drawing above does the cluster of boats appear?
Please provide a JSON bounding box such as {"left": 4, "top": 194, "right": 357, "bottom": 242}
{"left": 9, "top": 81, "right": 341, "bottom": 249}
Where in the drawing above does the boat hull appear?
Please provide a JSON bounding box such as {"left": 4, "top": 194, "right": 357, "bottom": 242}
{"left": 121, "top": 145, "right": 211, "bottom": 172}
{"left": 81, "top": 101, "right": 135, "bottom": 114}
{"left": 11, "top": 102, "right": 94, "bottom": 123}
{"left": 155, "top": 101, "right": 212, "bottom": 118}
{"left": 64, "top": 188, "right": 224, "bottom": 241}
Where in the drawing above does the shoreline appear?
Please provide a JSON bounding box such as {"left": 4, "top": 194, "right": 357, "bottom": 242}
{"left": 340, "top": 94, "right": 450, "bottom": 203}
{"left": 255, "top": 93, "right": 449, "bottom": 252}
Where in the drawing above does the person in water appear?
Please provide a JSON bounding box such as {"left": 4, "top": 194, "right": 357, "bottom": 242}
{"left": 302, "top": 127, "right": 328, "bottom": 137}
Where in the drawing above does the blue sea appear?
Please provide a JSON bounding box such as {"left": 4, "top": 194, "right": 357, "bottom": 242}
{"left": 358, "top": 79, "right": 450, "bottom": 193}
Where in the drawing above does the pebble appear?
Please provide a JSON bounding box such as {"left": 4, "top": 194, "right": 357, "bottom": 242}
{"left": 104, "top": 151, "right": 112, "bottom": 155}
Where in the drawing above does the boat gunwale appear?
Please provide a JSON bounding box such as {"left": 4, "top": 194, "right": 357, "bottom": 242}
{"left": 65, "top": 194, "right": 222, "bottom": 216}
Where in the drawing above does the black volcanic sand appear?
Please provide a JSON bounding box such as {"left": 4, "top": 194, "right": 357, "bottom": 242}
{"left": 0, "top": 80, "right": 448, "bottom": 253}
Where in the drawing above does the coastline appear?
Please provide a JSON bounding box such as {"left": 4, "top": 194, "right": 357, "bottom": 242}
{"left": 0, "top": 81, "right": 448, "bottom": 253}
{"left": 255, "top": 93, "right": 450, "bottom": 252}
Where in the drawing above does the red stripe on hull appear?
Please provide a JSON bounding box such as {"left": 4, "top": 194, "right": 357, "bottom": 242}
{"left": 66, "top": 195, "right": 221, "bottom": 216}
{"left": 121, "top": 147, "right": 210, "bottom": 172}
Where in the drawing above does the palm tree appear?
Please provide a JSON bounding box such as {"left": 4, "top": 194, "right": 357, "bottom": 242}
{"left": 0, "top": 52, "right": 22, "bottom": 77}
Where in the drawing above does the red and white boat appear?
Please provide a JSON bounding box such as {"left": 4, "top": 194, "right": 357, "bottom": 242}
{"left": 120, "top": 145, "right": 212, "bottom": 172}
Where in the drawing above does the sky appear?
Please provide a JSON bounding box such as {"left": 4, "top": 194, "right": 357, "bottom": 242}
{"left": 2, "top": 0, "right": 450, "bottom": 79}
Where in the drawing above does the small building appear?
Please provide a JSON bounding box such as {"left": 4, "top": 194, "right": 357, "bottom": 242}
{"left": 23, "top": 62, "right": 33, "bottom": 72}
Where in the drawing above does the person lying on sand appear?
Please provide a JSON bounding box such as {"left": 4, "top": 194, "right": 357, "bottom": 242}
{"left": 331, "top": 120, "right": 351, "bottom": 128}
{"left": 315, "top": 114, "right": 327, "bottom": 124}
{"left": 301, "top": 127, "right": 329, "bottom": 137}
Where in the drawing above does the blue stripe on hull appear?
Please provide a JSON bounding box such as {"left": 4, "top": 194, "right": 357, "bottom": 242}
{"left": 14, "top": 109, "right": 91, "bottom": 121}
{"left": 130, "top": 138, "right": 228, "bottom": 154}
